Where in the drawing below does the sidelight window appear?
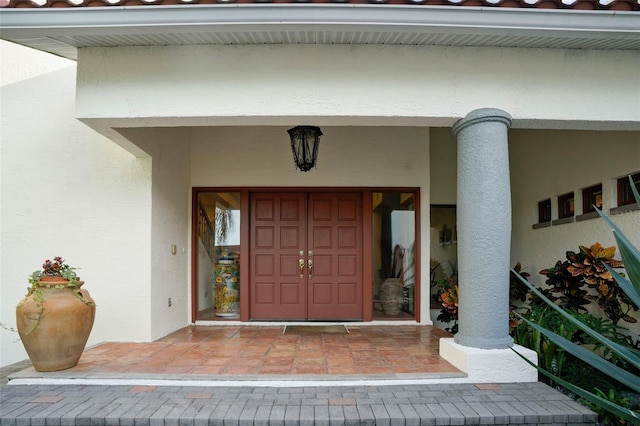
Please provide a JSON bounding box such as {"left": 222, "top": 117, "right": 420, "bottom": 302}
{"left": 195, "top": 192, "right": 241, "bottom": 320}
{"left": 372, "top": 192, "right": 417, "bottom": 319}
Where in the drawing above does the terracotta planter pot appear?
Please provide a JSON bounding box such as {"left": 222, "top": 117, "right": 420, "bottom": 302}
{"left": 379, "top": 278, "right": 404, "bottom": 316}
{"left": 16, "top": 277, "right": 96, "bottom": 372}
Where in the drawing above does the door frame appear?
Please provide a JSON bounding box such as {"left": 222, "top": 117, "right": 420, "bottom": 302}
{"left": 191, "top": 187, "right": 421, "bottom": 323}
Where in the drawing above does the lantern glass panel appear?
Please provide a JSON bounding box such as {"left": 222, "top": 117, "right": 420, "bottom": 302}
{"left": 288, "top": 126, "right": 322, "bottom": 172}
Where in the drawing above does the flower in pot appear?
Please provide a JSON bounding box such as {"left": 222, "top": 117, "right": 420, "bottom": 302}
{"left": 16, "top": 256, "right": 96, "bottom": 372}
{"left": 29, "top": 256, "right": 80, "bottom": 287}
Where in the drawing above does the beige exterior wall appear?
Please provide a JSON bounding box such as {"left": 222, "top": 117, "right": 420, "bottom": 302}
{"left": 118, "top": 128, "right": 192, "bottom": 339}
{"left": 429, "top": 128, "right": 457, "bottom": 206}
{"left": 510, "top": 129, "right": 640, "bottom": 336}
{"left": 190, "top": 126, "right": 428, "bottom": 187}
{"left": 510, "top": 130, "right": 640, "bottom": 271}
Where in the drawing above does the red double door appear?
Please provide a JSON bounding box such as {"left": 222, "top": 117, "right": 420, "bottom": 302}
{"left": 250, "top": 192, "right": 363, "bottom": 320}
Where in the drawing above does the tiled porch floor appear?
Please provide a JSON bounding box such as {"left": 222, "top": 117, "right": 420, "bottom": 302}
{"left": 4, "top": 326, "right": 600, "bottom": 425}
{"left": 62, "top": 325, "right": 460, "bottom": 377}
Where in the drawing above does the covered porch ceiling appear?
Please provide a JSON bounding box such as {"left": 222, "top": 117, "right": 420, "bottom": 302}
{"left": 1, "top": 4, "right": 639, "bottom": 60}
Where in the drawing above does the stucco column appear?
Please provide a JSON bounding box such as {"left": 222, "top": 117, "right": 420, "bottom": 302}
{"left": 452, "top": 108, "right": 514, "bottom": 349}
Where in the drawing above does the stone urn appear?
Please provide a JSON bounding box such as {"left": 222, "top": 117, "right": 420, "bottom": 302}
{"left": 16, "top": 277, "right": 96, "bottom": 372}
{"left": 379, "top": 278, "right": 404, "bottom": 316}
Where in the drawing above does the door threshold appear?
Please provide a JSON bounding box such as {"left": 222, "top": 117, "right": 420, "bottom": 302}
{"left": 193, "top": 320, "right": 421, "bottom": 326}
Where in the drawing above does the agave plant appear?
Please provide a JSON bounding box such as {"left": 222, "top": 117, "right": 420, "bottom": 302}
{"left": 512, "top": 175, "right": 640, "bottom": 424}
{"left": 509, "top": 262, "right": 531, "bottom": 305}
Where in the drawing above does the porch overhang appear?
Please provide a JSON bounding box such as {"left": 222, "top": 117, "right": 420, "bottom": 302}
{"left": 1, "top": 4, "right": 639, "bottom": 60}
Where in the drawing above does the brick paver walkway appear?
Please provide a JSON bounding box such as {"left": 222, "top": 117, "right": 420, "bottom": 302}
{"left": 1, "top": 382, "right": 597, "bottom": 425}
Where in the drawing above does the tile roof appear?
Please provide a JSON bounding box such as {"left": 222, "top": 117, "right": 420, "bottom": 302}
{"left": 2, "top": 0, "right": 638, "bottom": 10}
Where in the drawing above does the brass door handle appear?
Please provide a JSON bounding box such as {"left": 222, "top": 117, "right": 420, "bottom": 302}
{"left": 308, "top": 259, "right": 313, "bottom": 279}
{"left": 299, "top": 258, "right": 305, "bottom": 279}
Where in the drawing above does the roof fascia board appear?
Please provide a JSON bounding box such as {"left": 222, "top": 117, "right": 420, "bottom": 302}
{"left": 1, "top": 5, "right": 638, "bottom": 39}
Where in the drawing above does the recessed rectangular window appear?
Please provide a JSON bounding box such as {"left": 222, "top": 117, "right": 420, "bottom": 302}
{"left": 538, "top": 199, "right": 551, "bottom": 223}
{"left": 582, "top": 184, "right": 603, "bottom": 214}
{"left": 618, "top": 173, "right": 640, "bottom": 207}
{"left": 558, "top": 192, "right": 574, "bottom": 219}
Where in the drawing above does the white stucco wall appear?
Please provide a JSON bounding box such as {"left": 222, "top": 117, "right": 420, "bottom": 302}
{"left": 510, "top": 129, "right": 640, "bottom": 335}
{"left": 76, "top": 44, "right": 639, "bottom": 155}
{"left": 0, "top": 40, "right": 72, "bottom": 86}
{"left": 118, "top": 128, "right": 191, "bottom": 339}
{"left": 190, "top": 125, "right": 433, "bottom": 321}
{"left": 0, "top": 58, "right": 153, "bottom": 367}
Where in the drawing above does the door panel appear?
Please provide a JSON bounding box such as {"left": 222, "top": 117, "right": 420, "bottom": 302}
{"left": 250, "top": 193, "right": 307, "bottom": 319}
{"left": 250, "top": 192, "right": 362, "bottom": 320}
{"left": 307, "top": 193, "right": 363, "bottom": 320}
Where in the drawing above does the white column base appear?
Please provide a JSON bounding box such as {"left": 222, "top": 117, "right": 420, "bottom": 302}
{"left": 440, "top": 338, "right": 538, "bottom": 383}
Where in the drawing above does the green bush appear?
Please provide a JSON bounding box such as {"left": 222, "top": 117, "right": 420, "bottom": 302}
{"left": 511, "top": 176, "right": 640, "bottom": 424}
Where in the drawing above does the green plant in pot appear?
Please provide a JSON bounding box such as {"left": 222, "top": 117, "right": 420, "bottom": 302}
{"left": 432, "top": 275, "right": 458, "bottom": 333}
{"left": 16, "top": 256, "right": 96, "bottom": 372}
{"left": 432, "top": 263, "right": 528, "bottom": 335}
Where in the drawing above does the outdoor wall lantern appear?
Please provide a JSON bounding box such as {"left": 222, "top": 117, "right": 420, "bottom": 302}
{"left": 288, "top": 126, "right": 322, "bottom": 172}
